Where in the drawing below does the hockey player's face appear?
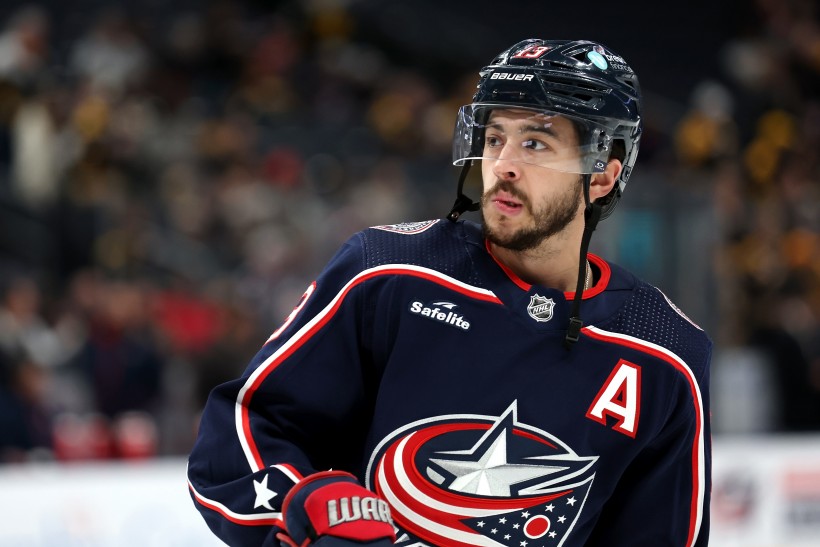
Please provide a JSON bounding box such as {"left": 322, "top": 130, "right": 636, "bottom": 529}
{"left": 479, "top": 109, "right": 584, "bottom": 251}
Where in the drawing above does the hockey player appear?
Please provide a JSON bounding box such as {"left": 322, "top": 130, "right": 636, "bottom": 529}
{"left": 188, "top": 38, "right": 712, "bottom": 547}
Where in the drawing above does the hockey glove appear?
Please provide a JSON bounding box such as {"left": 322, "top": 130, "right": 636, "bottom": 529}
{"left": 277, "top": 470, "right": 396, "bottom": 547}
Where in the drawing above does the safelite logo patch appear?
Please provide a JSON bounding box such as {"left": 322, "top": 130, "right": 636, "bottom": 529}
{"left": 409, "top": 300, "right": 471, "bottom": 331}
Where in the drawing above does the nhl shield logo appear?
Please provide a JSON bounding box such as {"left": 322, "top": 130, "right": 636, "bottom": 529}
{"left": 527, "top": 293, "right": 555, "bottom": 322}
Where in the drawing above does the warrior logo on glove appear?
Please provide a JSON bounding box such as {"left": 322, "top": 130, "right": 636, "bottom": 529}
{"left": 280, "top": 472, "right": 396, "bottom": 546}
{"left": 327, "top": 495, "right": 392, "bottom": 526}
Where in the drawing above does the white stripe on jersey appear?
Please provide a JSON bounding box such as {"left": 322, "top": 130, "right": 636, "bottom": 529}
{"left": 236, "top": 264, "right": 500, "bottom": 472}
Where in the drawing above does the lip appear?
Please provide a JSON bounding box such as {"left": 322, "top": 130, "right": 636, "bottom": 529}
{"left": 491, "top": 192, "right": 524, "bottom": 216}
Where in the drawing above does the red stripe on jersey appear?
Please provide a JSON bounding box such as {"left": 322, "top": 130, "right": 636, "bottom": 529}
{"left": 272, "top": 463, "right": 303, "bottom": 483}
{"left": 188, "top": 481, "right": 282, "bottom": 526}
{"left": 239, "top": 265, "right": 503, "bottom": 471}
{"left": 485, "top": 239, "right": 530, "bottom": 291}
{"left": 485, "top": 240, "right": 611, "bottom": 299}
{"left": 581, "top": 326, "right": 705, "bottom": 547}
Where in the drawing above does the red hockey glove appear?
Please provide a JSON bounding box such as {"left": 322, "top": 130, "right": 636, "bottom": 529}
{"left": 276, "top": 470, "right": 396, "bottom": 547}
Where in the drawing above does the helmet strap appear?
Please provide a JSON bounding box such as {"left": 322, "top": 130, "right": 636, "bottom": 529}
{"left": 447, "top": 165, "right": 601, "bottom": 348}
{"left": 565, "top": 174, "right": 602, "bottom": 349}
{"left": 447, "top": 162, "right": 480, "bottom": 222}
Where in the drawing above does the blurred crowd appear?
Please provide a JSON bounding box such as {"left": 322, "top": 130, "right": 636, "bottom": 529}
{"left": 0, "top": 0, "right": 818, "bottom": 464}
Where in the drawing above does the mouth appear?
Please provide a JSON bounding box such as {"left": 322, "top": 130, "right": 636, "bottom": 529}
{"left": 495, "top": 197, "right": 522, "bottom": 208}
{"left": 492, "top": 197, "right": 524, "bottom": 215}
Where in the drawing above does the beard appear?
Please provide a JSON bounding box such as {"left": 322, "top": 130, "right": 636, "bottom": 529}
{"left": 481, "top": 178, "right": 583, "bottom": 252}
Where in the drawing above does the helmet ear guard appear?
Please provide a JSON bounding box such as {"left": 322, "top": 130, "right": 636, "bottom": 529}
{"left": 446, "top": 161, "right": 480, "bottom": 222}
{"left": 593, "top": 138, "right": 627, "bottom": 219}
{"left": 447, "top": 106, "right": 491, "bottom": 221}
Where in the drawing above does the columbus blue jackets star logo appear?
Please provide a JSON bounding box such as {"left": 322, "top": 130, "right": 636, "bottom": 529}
{"left": 366, "top": 402, "right": 597, "bottom": 546}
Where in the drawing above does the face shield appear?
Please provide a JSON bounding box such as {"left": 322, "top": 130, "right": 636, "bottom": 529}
{"left": 452, "top": 104, "right": 617, "bottom": 174}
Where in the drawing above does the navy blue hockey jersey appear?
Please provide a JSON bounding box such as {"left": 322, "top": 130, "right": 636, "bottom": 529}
{"left": 188, "top": 219, "right": 712, "bottom": 547}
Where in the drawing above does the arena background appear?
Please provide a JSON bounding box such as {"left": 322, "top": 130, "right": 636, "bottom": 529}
{"left": 0, "top": 0, "right": 818, "bottom": 544}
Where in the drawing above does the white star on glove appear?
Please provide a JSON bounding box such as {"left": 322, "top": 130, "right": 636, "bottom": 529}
{"left": 253, "top": 474, "right": 277, "bottom": 510}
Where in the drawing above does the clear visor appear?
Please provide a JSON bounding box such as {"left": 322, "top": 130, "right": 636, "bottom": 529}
{"left": 452, "top": 104, "right": 616, "bottom": 174}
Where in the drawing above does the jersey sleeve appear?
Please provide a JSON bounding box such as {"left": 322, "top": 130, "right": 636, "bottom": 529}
{"left": 187, "top": 233, "right": 378, "bottom": 546}
{"left": 589, "top": 352, "right": 711, "bottom": 547}
{"left": 589, "top": 285, "right": 713, "bottom": 547}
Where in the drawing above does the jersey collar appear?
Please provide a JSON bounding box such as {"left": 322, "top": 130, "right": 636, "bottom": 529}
{"left": 484, "top": 239, "right": 611, "bottom": 300}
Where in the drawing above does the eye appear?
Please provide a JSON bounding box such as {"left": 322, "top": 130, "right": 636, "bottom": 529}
{"left": 522, "top": 139, "right": 548, "bottom": 151}
{"left": 485, "top": 134, "right": 503, "bottom": 147}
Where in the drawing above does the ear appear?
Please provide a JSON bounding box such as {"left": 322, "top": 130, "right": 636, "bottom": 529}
{"left": 589, "top": 159, "right": 622, "bottom": 201}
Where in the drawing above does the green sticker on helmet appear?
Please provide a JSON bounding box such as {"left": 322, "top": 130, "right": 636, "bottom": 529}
{"left": 587, "top": 51, "right": 608, "bottom": 70}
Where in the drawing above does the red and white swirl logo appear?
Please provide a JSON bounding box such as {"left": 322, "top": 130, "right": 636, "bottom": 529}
{"left": 365, "top": 403, "right": 597, "bottom": 546}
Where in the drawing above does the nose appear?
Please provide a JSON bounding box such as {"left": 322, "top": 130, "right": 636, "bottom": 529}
{"left": 491, "top": 145, "right": 522, "bottom": 181}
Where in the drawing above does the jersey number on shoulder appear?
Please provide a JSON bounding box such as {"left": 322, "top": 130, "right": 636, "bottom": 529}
{"left": 586, "top": 359, "right": 642, "bottom": 438}
{"left": 266, "top": 281, "right": 317, "bottom": 343}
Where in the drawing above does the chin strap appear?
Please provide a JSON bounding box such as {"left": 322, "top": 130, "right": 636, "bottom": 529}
{"left": 447, "top": 162, "right": 480, "bottom": 222}
{"left": 448, "top": 163, "right": 601, "bottom": 348}
{"left": 565, "top": 176, "right": 602, "bottom": 349}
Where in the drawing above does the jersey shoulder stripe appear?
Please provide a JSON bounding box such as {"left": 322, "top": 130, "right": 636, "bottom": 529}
{"left": 237, "top": 264, "right": 502, "bottom": 472}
